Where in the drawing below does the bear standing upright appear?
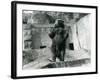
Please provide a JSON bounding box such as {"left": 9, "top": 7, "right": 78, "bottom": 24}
{"left": 49, "top": 19, "right": 69, "bottom": 62}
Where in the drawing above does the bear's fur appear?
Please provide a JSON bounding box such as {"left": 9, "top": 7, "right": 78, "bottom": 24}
{"left": 49, "top": 19, "right": 68, "bottom": 61}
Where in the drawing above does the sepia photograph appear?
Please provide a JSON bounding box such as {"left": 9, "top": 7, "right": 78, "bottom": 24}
{"left": 11, "top": 1, "right": 97, "bottom": 79}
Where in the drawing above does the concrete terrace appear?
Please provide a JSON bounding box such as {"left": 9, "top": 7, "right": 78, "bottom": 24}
{"left": 23, "top": 48, "right": 91, "bottom": 69}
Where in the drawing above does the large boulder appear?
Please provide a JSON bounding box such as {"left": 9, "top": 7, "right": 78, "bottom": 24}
{"left": 71, "top": 14, "right": 91, "bottom": 50}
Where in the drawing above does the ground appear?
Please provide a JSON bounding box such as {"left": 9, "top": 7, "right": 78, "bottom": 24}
{"left": 23, "top": 48, "right": 91, "bottom": 69}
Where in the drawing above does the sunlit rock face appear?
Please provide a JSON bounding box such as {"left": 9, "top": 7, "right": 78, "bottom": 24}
{"left": 71, "top": 14, "right": 91, "bottom": 50}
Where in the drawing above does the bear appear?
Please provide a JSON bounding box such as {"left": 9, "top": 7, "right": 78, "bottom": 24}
{"left": 49, "top": 19, "right": 69, "bottom": 62}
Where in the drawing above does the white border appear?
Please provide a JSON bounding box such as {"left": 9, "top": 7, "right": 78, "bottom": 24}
{"left": 17, "top": 3, "right": 96, "bottom": 77}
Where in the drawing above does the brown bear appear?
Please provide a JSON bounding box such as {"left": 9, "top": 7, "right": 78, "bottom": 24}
{"left": 49, "top": 19, "right": 69, "bottom": 62}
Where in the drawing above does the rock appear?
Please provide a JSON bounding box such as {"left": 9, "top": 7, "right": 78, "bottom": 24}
{"left": 71, "top": 14, "right": 91, "bottom": 50}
